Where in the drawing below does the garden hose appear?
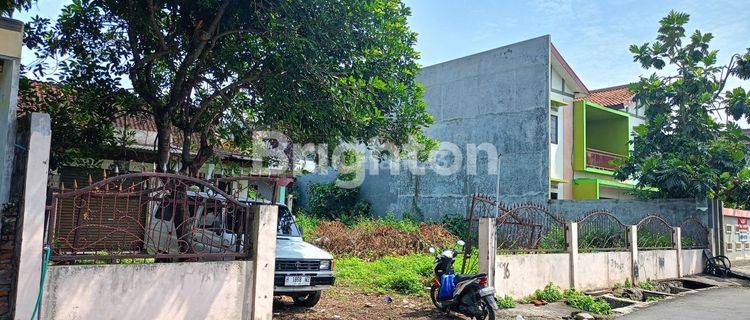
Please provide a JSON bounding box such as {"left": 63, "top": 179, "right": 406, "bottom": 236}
{"left": 30, "top": 246, "right": 51, "bottom": 320}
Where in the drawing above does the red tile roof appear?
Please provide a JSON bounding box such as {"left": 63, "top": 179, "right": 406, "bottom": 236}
{"left": 586, "top": 84, "right": 635, "bottom": 109}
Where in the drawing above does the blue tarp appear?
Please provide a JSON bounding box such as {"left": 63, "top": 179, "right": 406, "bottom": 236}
{"left": 438, "top": 274, "right": 455, "bottom": 301}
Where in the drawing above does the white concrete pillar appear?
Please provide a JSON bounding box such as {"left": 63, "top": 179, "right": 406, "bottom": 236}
{"left": 248, "top": 205, "right": 278, "bottom": 320}
{"left": 13, "top": 113, "right": 51, "bottom": 320}
{"left": 708, "top": 228, "right": 717, "bottom": 255}
{"left": 566, "top": 222, "right": 578, "bottom": 289}
{"left": 673, "top": 227, "right": 682, "bottom": 277}
{"left": 286, "top": 194, "right": 294, "bottom": 212}
{"left": 628, "top": 225, "right": 639, "bottom": 284}
{"left": 478, "top": 217, "right": 497, "bottom": 287}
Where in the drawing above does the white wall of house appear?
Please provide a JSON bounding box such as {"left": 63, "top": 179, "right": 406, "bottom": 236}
{"left": 549, "top": 68, "right": 575, "bottom": 199}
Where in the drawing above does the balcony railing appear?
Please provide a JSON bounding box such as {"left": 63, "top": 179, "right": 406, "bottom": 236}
{"left": 586, "top": 148, "right": 623, "bottom": 171}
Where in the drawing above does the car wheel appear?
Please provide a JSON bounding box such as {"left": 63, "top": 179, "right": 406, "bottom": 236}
{"left": 292, "top": 291, "right": 322, "bottom": 307}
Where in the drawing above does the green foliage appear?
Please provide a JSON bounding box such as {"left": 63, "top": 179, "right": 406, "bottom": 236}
{"left": 624, "top": 278, "right": 633, "bottom": 288}
{"left": 579, "top": 227, "right": 626, "bottom": 251}
{"left": 0, "top": 0, "right": 32, "bottom": 16}
{"left": 294, "top": 213, "right": 319, "bottom": 242}
{"left": 441, "top": 214, "right": 471, "bottom": 242}
{"left": 534, "top": 283, "right": 563, "bottom": 302}
{"left": 563, "top": 289, "right": 612, "bottom": 315}
{"left": 646, "top": 295, "right": 664, "bottom": 302}
{"left": 616, "top": 11, "right": 750, "bottom": 206}
{"left": 25, "top": 0, "right": 435, "bottom": 172}
{"left": 335, "top": 254, "right": 432, "bottom": 295}
{"left": 496, "top": 295, "right": 516, "bottom": 309}
{"left": 538, "top": 227, "right": 566, "bottom": 252}
{"left": 637, "top": 230, "right": 672, "bottom": 248}
{"left": 306, "top": 182, "right": 372, "bottom": 223}
{"left": 638, "top": 279, "right": 656, "bottom": 290}
{"left": 335, "top": 253, "right": 476, "bottom": 295}
{"left": 16, "top": 79, "right": 139, "bottom": 168}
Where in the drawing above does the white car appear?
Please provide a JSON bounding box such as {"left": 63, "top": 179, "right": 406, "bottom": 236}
{"left": 261, "top": 202, "right": 335, "bottom": 307}
{"left": 145, "top": 192, "right": 335, "bottom": 307}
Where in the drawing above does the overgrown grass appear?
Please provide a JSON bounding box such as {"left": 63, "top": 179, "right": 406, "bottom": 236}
{"left": 563, "top": 289, "right": 612, "bottom": 315}
{"left": 638, "top": 279, "right": 656, "bottom": 290}
{"left": 335, "top": 253, "right": 478, "bottom": 295}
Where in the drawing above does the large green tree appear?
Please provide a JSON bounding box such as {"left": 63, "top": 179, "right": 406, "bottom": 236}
{"left": 25, "top": 0, "right": 433, "bottom": 174}
{"left": 0, "top": 0, "right": 32, "bottom": 17}
{"left": 614, "top": 11, "right": 750, "bottom": 204}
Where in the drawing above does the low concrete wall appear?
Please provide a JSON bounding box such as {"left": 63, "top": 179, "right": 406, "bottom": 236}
{"left": 492, "top": 250, "right": 705, "bottom": 298}
{"left": 637, "top": 250, "right": 679, "bottom": 281}
{"left": 494, "top": 253, "right": 570, "bottom": 298}
{"left": 43, "top": 261, "right": 253, "bottom": 320}
{"left": 680, "top": 249, "right": 704, "bottom": 276}
{"left": 575, "top": 251, "right": 631, "bottom": 291}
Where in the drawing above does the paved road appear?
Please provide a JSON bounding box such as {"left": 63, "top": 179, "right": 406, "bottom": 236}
{"left": 618, "top": 287, "right": 750, "bottom": 320}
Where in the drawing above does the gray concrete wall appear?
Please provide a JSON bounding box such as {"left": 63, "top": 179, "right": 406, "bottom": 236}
{"left": 550, "top": 199, "right": 709, "bottom": 227}
{"left": 42, "top": 261, "right": 253, "bottom": 320}
{"left": 296, "top": 36, "right": 552, "bottom": 219}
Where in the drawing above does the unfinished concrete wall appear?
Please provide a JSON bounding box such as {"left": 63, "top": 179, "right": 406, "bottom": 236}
{"left": 550, "top": 199, "right": 708, "bottom": 226}
{"left": 42, "top": 261, "right": 253, "bottom": 320}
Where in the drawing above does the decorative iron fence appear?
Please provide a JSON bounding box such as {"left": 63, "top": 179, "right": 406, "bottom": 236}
{"left": 497, "top": 203, "right": 567, "bottom": 253}
{"left": 467, "top": 194, "right": 710, "bottom": 254}
{"left": 576, "top": 210, "right": 628, "bottom": 252}
{"left": 46, "top": 172, "right": 254, "bottom": 263}
{"left": 680, "top": 216, "right": 709, "bottom": 249}
{"left": 636, "top": 214, "right": 674, "bottom": 250}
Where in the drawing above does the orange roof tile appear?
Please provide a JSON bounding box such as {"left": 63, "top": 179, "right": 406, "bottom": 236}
{"left": 586, "top": 84, "right": 635, "bottom": 109}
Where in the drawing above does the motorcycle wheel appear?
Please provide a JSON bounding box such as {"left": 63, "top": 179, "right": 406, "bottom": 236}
{"left": 429, "top": 284, "right": 448, "bottom": 312}
{"left": 474, "top": 296, "right": 496, "bottom": 320}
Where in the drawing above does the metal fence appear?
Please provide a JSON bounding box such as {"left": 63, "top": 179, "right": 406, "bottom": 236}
{"left": 467, "top": 194, "right": 710, "bottom": 254}
{"left": 636, "top": 214, "right": 674, "bottom": 250}
{"left": 680, "top": 216, "right": 710, "bottom": 249}
{"left": 576, "top": 210, "right": 628, "bottom": 252}
{"left": 46, "top": 172, "right": 255, "bottom": 263}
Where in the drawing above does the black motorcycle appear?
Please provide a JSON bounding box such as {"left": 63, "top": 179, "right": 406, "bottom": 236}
{"left": 428, "top": 240, "right": 498, "bottom": 320}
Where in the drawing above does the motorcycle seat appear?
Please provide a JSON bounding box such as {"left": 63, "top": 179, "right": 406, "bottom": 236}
{"left": 453, "top": 273, "right": 486, "bottom": 283}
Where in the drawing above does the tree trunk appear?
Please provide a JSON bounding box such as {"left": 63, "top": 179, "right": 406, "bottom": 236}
{"left": 155, "top": 114, "right": 172, "bottom": 172}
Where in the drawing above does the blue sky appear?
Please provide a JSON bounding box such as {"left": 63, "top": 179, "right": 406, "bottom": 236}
{"left": 404, "top": 0, "right": 750, "bottom": 90}
{"left": 15, "top": 0, "right": 750, "bottom": 92}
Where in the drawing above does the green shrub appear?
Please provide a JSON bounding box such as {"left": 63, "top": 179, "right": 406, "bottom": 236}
{"left": 579, "top": 227, "right": 626, "bottom": 251}
{"left": 645, "top": 295, "right": 664, "bottom": 302}
{"left": 534, "top": 283, "right": 563, "bottom": 302}
{"left": 294, "top": 213, "right": 319, "bottom": 241}
{"left": 307, "top": 182, "right": 371, "bottom": 223}
{"left": 563, "top": 289, "right": 612, "bottom": 315}
{"left": 441, "top": 214, "right": 470, "bottom": 242}
{"left": 637, "top": 230, "right": 672, "bottom": 248}
{"left": 624, "top": 278, "right": 633, "bottom": 288}
{"left": 497, "top": 295, "right": 516, "bottom": 308}
{"left": 638, "top": 279, "right": 655, "bottom": 290}
{"left": 538, "top": 227, "right": 566, "bottom": 252}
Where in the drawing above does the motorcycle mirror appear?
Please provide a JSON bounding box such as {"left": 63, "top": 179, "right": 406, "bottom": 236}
{"left": 428, "top": 247, "right": 436, "bottom": 254}
{"left": 456, "top": 240, "right": 465, "bottom": 246}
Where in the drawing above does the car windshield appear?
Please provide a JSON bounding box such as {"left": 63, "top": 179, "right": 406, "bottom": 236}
{"left": 277, "top": 206, "right": 301, "bottom": 237}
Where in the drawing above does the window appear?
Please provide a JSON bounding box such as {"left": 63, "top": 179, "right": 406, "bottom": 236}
{"left": 550, "top": 114, "right": 558, "bottom": 144}
{"left": 277, "top": 206, "right": 301, "bottom": 237}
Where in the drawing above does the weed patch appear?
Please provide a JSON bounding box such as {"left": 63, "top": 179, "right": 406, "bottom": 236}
{"left": 563, "top": 289, "right": 612, "bottom": 315}
{"left": 534, "top": 283, "right": 563, "bottom": 302}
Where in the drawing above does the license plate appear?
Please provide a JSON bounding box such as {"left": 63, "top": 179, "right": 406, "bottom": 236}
{"left": 284, "top": 275, "right": 311, "bottom": 286}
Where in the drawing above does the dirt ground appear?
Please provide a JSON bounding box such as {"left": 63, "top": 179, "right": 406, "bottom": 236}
{"left": 272, "top": 286, "right": 569, "bottom": 320}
